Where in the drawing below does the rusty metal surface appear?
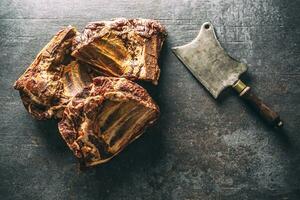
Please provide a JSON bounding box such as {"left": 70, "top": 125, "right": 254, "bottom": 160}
{"left": 0, "top": 0, "right": 300, "bottom": 200}
{"left": 172, "top": 22, "right": 247, "bottom": 98}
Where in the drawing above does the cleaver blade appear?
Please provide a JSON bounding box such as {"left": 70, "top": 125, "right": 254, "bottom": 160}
{"left": 172, "top": 22, "right": 247, "bottom": 99}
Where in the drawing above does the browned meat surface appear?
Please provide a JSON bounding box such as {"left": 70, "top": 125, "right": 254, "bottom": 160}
{"left": 58, "top": 77, "right": 159, "bottom": 167}
{"left": 72, "top": 18, "right": 167, "bottom": 85}
{"left": 14, "top": 26, "right": 97, "bottom": 119}
{"left": 14, "top": 19, "right": 164, "bottom": 167}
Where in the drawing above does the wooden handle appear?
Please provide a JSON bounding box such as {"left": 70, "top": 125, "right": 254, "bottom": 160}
{"left": 233, "top": 80, "right": 283, "bottom": 128}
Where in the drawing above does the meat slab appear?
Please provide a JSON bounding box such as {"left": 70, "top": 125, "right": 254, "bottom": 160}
{"left": 14, "top": 26, "right": 97, "bottom": 119}
{"left": 14, "top": 19, "right": 165, "bottom": 167}
{"left": 72, "top": 18, "right": 167, "bottom": 85}
{"left": 58, "top": 77, "right": 159, "bottom": 167}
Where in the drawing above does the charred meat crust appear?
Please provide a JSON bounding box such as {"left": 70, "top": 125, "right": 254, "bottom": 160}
{"left": 58, "top": 77, "right": 159, "bottom": 167}
{"left": 71, "top": 18, "right": 167, "bottom": 85}
{"left": 14, "top": 19, "right": 165, "bottom": 167}
{"left": 14, "top": 26, "right": 97, "bottom": 119}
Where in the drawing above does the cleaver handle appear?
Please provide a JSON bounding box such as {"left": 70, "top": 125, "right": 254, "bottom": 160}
{"left": 233, "top": 80, "right": 283, "bottom": 128}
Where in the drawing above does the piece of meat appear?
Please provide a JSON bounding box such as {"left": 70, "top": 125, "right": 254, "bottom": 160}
{"left": 14, "top": 26, "right": 97, "bottom": 119}
{"left": 71, "top": 18, "right": 167, "bottom": 85}
{"left": 58, "top": 77, "right": 159, "bottom": 167}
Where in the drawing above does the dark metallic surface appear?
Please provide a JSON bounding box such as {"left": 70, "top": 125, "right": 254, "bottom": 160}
{"left": 0, "top": 0, "right": 299, "bottom": 199}
{"left": 172, "top": 22, "right": 247, "bottom": 98}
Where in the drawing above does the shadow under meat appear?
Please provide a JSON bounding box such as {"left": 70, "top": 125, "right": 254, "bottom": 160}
{"left": 33, "top": 119, "right": 68, "bottom": 153}
{"left": 72, "top": 122, "right": 164, "bottom": 199}
{"left": 32, "top": 113, "right": 164, "bottom": 199}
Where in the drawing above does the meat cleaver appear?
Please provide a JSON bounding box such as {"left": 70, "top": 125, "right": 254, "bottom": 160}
{"left": 172, "top": 22, "right": 283, "bottom": 127}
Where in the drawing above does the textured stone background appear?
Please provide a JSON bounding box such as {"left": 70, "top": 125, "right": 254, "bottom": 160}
{"left": 0, "top": 0, "right": 299, "bottom": 199}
